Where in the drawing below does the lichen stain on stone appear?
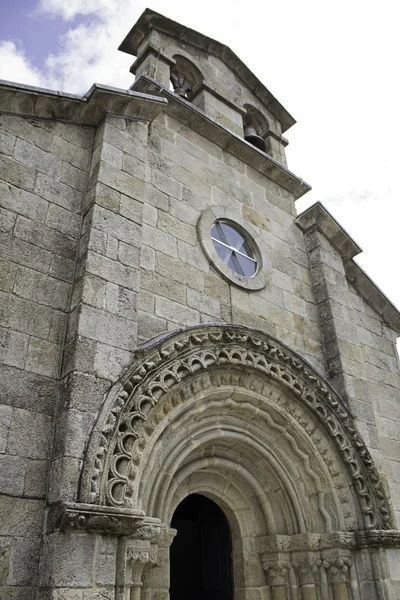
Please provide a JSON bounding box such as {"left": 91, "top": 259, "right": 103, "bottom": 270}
{"left": 241, "top": 205, "right": 270, "bottom": 232}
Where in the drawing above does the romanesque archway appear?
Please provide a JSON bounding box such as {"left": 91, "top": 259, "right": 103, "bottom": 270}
{"left": 71, "top": 324, "right": 397, "bottom": 599}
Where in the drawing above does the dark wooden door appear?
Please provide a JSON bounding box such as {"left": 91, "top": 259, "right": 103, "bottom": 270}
{"left": 170, "top": 494, "right": 233, "bottom": 600}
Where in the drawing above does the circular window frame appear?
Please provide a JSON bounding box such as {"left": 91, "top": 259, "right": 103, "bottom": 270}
{"left": 197, "top": 207, "right": 267, "bottom": 291}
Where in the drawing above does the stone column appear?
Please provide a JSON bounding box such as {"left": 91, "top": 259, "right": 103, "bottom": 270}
{"left": 293, "top": 556, "right": 319, "bottom": 600}
{"left": 263, "top": 559, "right": 291, "bottom": 600}
{"left": 322, "top": 557, "right": 352, "bottom": 600}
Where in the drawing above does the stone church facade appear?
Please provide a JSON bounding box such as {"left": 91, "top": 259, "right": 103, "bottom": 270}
{"left": 1, "top": 9, "right": 400, "bottom": 600}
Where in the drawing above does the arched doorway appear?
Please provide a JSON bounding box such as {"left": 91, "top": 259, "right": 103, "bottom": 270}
{"left": 170, "top": 494, "right": 233, "bottom": 600}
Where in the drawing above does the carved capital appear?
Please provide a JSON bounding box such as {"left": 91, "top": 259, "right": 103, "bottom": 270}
{"left": 263, "top": 560, "right": 291, "bottom": 586}
{"left": 322, "top": 557, "right": 352, "bottom": 584}
{"left": 293, "top": 557, "right": 319, "bottom": 585}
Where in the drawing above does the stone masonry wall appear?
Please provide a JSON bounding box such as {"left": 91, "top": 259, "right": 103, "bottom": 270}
{"left": 0, "top": 113, "right": 93, "bottom": 598}
{"left": 348, "top": 285, "right": 400, "bottom": 526}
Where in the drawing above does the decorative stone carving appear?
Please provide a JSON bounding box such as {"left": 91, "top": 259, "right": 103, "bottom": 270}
{"left": 322, "top": 557, "right": 352, "bottom": 584}
{"left": 293, "top": 557, "right": 319, "bottom": 585}
{"left": 52, "top": 502, "right": 161, "bottom": 539}
{"left": 80, "top": 324, "right": 392, "bottom": 531}
{"left": 263, "top": 560, "right": 291, "bottom": 586}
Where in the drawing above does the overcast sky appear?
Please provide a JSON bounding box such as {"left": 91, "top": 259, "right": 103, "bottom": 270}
{"left": 1, "top": 0, "right": 399, "bottom": 345}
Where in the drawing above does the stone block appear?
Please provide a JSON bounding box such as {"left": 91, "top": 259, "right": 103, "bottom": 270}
{"left": 176, "top": 240, "right": 209, "bottom": 273}
{"left": 25, "top": 337, "right": 61, "bottom": 378}
{"left": 94, "top": 536, "right": 118, "bottom": 587}
{"left": 156, "top": 252, "right": 204, "bottom": 292}
{"left": 143, "top": 202, "right": 157, "bottom": 226}
{"left": 151, "top": 169, "right": 183, "bottom": 199}
{"left": 0, "top": 207, "right": 17, "bottom": 232}
{"left": 0, "top": 231, "right": 52, "bottom": 273}
{"left": 0, "top": 181, "right": 49, "bottom": 223}
{"left": 60, "top": 162, "right": 89, "bottom": 193}
{"left": 23, "top": 458, "right": 48, "bottom": 497}
{"left": 91, "top": 205, "right": 141, "bottom": 248}
{"left": 137, "top": 311, "right": 167, "bottom": 342}
{"left": 8, "top": 537, "right": 41, "bottom": 585}
{"left": 77, "top": 304, "right": 137, "bottom": 351}
{"left": 53, "top": 408, "right": 96, "bottom": 460}
{"left": 155, "top": 296, "right": 199, "bottom": 326}
{"left": 103, "top": 119, "right": 147, "bottom": 159}
{"left": 0, "top": 404, "right": 12, "bottom": 453}
{"left": 187, "top": 288, "right": 220, "bottom": 318}
{"left": 122, "top": 153, "right": 149, "bottom": 183}
{"left": 142, "top": 223, "right": 177, "bottom": 258}
{"left": 117, "top": 287, "right": 137, "bottom": 320}
{"left": 62, "top": 124, "right": 94, "bottom": 149}
{"left": 0, "top": 128, "right": 16, "bottom": 155}
{"left": 271, "top": 270, "right": 294, "bottom": 293}
{"left": 14, "top": 216, "right": 77, "bottom": 260}
{"left": 50, "top": 255, "right": 75, "bottom": 284}
{"left": 41, "top": 532, "right": 95, "bottom": 588}
{"left": 14, "top": 138, "right": 61, "bottom": 177}
{"left": 0, "top": 326, "right": 29, "bottom": 369}
{"left": 120, "top": 194, "right": 142, "bottom": 224}
{"left": 51, "top": 136, "right": 91, "bottom": 170}
{"left": 46, "top": 203, "right": 81, "bottom": 238}
{"left": 140, "top": 244, "right": 155, "bottom": 271}
{"left": 47, "top": 456, "right": 82, "bottom": 503}
{"left": 0, "top": 259, "right": 17, "bottom": 292}
{"left": 93, "top": 342, "right": 133, "bottom": 381}
{"left": 0, "top": 454, "right": 26, "bottom": 495}
{"left": 118, "top": 241, "right": 140, "bottom": 268}
{"left": 169, "top": 197, "right": 199, "bottom": 225}
{"left": 7, "top": 407, "right": 52, "bottom": 459}
{"left": 0, "top": 154, "right": 36, "bottom": 191}
{"left": 86, "top": 252, "right": 139, "bottom": 292}
{"left": 96, "top": 161, "right": 145, "bottom": 200}
{"left": 0, "top": 364, "right": 57, "bottom": 415}
{"left": 0, "top": 291, "right": 54, "bottom": 338}
{"left": 14, "top": 266, "right": 71, "bottom": 311}
{"left": 141, "top": 270, "right": 186, "bottom": 304}
{"left": 0, "top": 496, "right": 44, "bottom": 536}
{"left": 158, "top": 211, "right": 196, "bottom": 245}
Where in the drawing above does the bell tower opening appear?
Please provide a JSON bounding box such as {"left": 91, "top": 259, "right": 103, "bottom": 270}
{"left": 170, "top": 493, "right": 234, "bottom": 600}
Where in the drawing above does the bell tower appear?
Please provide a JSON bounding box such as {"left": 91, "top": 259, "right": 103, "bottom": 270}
{"left": 119, "top": 8, "right": 292, "bottom": 166}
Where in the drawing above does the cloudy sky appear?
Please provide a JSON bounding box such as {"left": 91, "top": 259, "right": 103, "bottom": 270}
{"left": 1, "top": 0, "right": 399, "bottom": 342}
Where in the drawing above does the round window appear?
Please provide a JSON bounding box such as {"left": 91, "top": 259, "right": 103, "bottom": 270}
{"left": 197, "top": 208, "right": 267, "bottom": 291}
{"left": 210, "top": 220, "right": 257, "bottom": 277}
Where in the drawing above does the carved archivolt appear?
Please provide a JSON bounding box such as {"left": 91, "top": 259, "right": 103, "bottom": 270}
{"left": 79, "top": 324, "right": 392, "bottom": 531}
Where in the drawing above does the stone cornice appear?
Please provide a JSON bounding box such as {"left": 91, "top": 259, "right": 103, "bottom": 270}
{"left": 295, "top": 202, "right": 361, "bottom": 260}
{"left": 0, "top": 80, "right": 167, "bottom": 126}
{"left": 296, "top": 202, "right": 400, "bottom": 333}
{"left": 262, "top": 530, "right": 400, "bottom": 552}
{"left": 118, "top": 8, "right": 296, "bottom": 133}
{"left": 132, "top": 75, "right": 311, "bottom": 200}
{"left": 47, "top": 501, "right": 162, "bottom": 539}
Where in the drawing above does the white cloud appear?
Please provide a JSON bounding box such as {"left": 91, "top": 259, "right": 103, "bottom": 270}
{"left": 0, "top": 41, "right": 46, "bottom": 88}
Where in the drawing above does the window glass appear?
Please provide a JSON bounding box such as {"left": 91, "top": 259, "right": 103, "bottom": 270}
{"left": 211, "top": 220, "right": 257, "bottom": 277}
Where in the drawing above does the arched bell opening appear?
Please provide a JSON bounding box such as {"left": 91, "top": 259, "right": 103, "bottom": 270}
{"left": 170, "top": 493, "right": 234, "bottom": 600}
{"left": 243, "top": 105, "right": 269, "bottom": 152}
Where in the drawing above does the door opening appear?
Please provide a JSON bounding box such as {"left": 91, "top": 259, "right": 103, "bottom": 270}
{"left": 170, "top": 493, "right": 233, "bottom": 600}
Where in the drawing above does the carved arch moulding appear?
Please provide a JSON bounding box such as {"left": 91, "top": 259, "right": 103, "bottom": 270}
{"left": 79, "top": 323, "right": 393, "bottom": 533}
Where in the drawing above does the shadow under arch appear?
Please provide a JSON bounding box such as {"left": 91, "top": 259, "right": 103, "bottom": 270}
{"left": 79, "top": 323, "right": 393, "bottom": 533}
